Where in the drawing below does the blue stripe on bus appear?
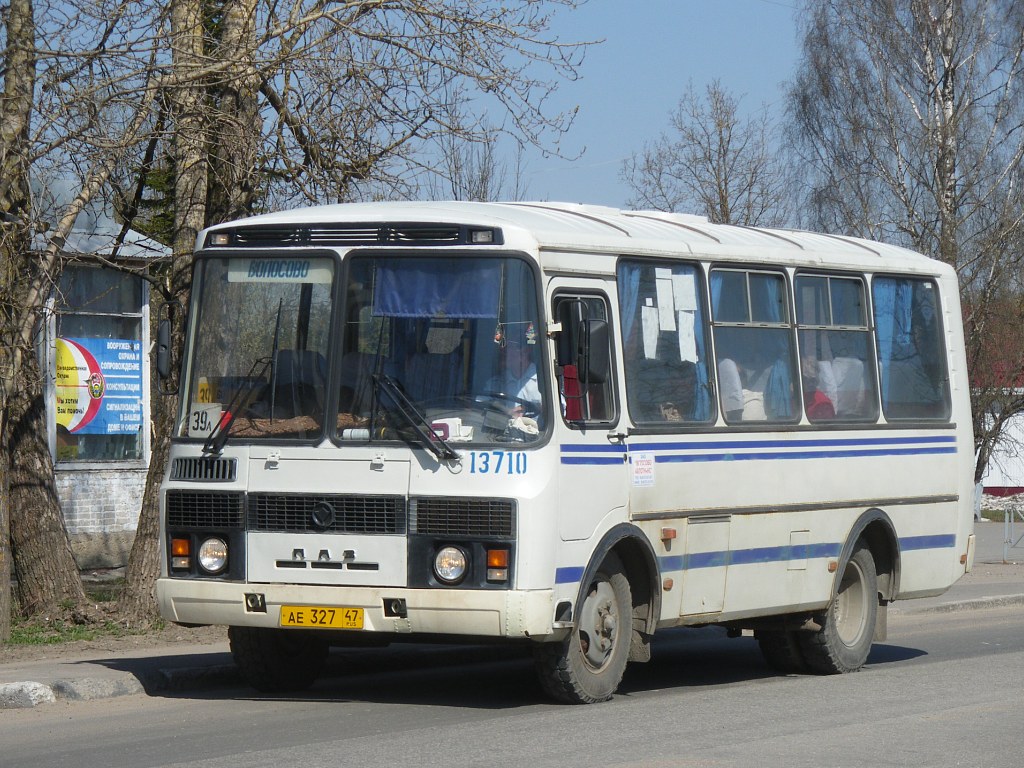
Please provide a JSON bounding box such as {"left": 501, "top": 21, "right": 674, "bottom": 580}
{"left": 555, "top": 566, "right": 585, "bottom": 584}
{"left": 560, "top": 435, "right": 957, "bottom": 465}
{"left": 628, "top": 435, "right": 956, "bottom": 452}
{"left": 654, "top": 446, "right": 956, "bottom": 463}
{"left": 557, "top": 536, "right": 956, "bottom": 586}
{"left": 560, "top": 456, "right": 626, "bottom": 465}
{"left": 899, "top": 534, "right": 957, "bottom": 550}
{"left": 560, "top": 444, "right": 628, "bottom": 452}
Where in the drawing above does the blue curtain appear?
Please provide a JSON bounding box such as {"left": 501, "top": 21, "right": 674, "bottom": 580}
{"left": 374, "top": 259, "right": 500, "bottom": 318}
{"left": 617, "top": 264, "right": 641, "bottom": 346}
{"left": 872, "top": 277, "right": 913, "bottom": 404}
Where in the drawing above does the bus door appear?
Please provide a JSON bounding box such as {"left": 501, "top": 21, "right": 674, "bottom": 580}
{"left": 551, "top": 287, "right": 628, "bottom": 541}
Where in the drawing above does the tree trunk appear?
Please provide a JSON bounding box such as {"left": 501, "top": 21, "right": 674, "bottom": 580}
{"left": 6, "top": 354, "right": 93, "bottom": 619}
{"left": 0, "top": 0, "right": 37, "bottom": 641}
{"left": 208, "top": 0, "right": 260, "bottom": 222}
{"left": 118, "top": 0, "right": 209, "bottom": 626}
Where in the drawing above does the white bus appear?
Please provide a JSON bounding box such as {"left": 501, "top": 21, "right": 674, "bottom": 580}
{"left": 156, "top": 202, "right": 976, "bottom": 703}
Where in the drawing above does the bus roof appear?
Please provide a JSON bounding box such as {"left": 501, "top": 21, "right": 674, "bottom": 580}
{"left": 202, "top": 201, "right": 948, "bottom": 276}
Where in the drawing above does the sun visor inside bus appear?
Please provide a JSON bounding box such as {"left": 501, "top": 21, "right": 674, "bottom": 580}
{"left": 372, "top": 260, "right": 501, "bottom": 318}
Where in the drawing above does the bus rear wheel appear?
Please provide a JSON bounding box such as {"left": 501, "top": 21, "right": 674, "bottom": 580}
{"left": 534, "top": 553, "right": 632, "bottom": 704}
{"left": 799, "top": 543, "right": 878, "bottom": 674}
{"left": 229, "top": 626, "right": 329, "bottom": 693}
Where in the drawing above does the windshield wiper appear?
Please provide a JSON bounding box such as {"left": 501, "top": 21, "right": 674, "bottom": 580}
{"left": 202, "top": 355, "right": 271, "bottom": 454}
{"left": 373, "top": 373, "right": 459, "bottom": 463}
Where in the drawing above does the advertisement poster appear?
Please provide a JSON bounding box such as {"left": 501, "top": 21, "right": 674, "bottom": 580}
{"left": 55, "top": 337, "right": 143, "bottom": 434}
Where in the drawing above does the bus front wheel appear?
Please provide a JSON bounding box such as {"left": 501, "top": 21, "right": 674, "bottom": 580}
{"left": 799, "top": 543, "right": 878, "bottom": 674}
{"left": 534, "top": 553, "right": 632, "bottom": 704}
{"left": 229, "top": 626, "right": 328, "bottom": 693}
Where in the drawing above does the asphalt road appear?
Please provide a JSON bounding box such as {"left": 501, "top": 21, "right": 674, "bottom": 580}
{"left": 1, "top": 603, "right": 1021, "bottom": 768}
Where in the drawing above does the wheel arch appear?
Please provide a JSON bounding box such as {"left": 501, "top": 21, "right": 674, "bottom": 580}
{"left": 839, "top": 508, "right": 901, "bottom": 602}
{"left": 574, "top": 522, "right": 662, "bottom": 637}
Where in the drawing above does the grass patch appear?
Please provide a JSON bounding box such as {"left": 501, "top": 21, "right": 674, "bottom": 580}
{"left": 6, "top": 577, "right": 165, "bottom": 646}
{"left": 9, "top": 618, "right": 130, "bottom": 646}
{"left": 979, "top": 508, "right": 1024, "bottom": 523}
{"left": 84, "top": 579, "right": 124, "bottom": 603}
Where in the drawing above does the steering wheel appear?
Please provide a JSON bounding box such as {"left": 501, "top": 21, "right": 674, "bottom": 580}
{"left": 472, "top": 391, "right": 537, "bottom": 414}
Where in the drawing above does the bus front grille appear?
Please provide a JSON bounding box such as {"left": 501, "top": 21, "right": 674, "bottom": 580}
{"left": 169, "top": 457, "right": 237, "bottom": 482}
{"left": 166, "top": 490, "right": 245, "bottom": 529}
{"left": 410, "top": 497, "right": 516, "bottom": 538}
{"left": 248, "top": 494, "right": 407, "bottom": 534}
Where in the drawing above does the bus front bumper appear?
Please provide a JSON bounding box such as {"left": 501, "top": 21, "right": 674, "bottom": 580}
{"left": 156, "top": 578, "right": 560, "bottom": 640}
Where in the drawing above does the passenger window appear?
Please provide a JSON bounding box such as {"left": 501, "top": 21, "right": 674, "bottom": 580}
{"left": 711, "top": 268, "right": 798, "bottom": 423}
{"left": 616, "top": 261, "right": 713, "bottom": 425}
{"left": 795, "top": 274, "right": 878, "bottom": 422}
{"left": 872, "top": 276, "right": 950, "bottom": 420}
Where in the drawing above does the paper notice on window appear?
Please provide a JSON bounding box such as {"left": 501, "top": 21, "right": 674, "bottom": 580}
{"left": 672, "top": 273, "right": 698, "bottom": 311}
{"left": 677, "top": 311, "right": 697, "bottom": 363}
{"left": 642, "top": 304, "right": 659, "bottom": 359}
{"left": 656, "top": 278, "right": 676, "bottom": 330}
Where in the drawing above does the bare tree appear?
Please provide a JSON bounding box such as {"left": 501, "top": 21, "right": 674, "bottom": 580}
{"left": 425, "top": 127, "right": 530, "bottom": 202}
{"left": 787, "top": 0, "right": 1024, "bottom": 481}
{"left": 116, "top": 0, "right": 591, "bottom": 625}
{"left": 621, "top": 80, "right": 792, "bottom": 226}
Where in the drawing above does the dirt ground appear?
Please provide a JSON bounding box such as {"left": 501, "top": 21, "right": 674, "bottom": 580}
{"left": 0, "top": 619, "right": 227, "bottom": 665}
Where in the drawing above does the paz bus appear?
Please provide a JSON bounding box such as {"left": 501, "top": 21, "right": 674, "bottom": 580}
{"left": 156, "top": 201, "right": 975, "bottom": 703}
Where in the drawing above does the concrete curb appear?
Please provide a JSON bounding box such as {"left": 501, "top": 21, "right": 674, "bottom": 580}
{"left": 0, "top": 663, "right": 240, "bottom": 710}
{"left": 897, "top": 593, "right": 1024, "bottom": 614}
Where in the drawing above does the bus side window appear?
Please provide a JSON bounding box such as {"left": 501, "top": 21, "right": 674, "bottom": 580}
{"left": 872, "top": 276, "right": 950, "bottom": 420}
{"left": 616, "top": 260, "right": 713, "bottom": 425}
{"left": 710, "top": 268, "right": 798, "bottom": 423}
{"left": 795, "top": 274, "right": 878, "bottom": 422}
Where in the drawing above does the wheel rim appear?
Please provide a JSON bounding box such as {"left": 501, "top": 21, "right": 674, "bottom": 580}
{"left": 834, "top": 558, "right": 869, "bottom": 647}
{"left": 577, "top": 578, "right": 619, "bottom": 670}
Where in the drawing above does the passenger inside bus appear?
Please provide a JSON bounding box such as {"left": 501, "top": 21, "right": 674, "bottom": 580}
{"left": 717, "top": 342, "right": 794, "bottom": 422}
{"left": 629, "top": 356, "right": 698, "bottom": 422}
{"left": 486, "top": 326, "right": 542, "bottom": 417}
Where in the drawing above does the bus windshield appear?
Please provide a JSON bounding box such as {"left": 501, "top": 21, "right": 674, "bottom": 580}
{"left": 338, "top": 255, "right": 546, "bottom": 446}
{"left": 180, "top": 253, "right": 547, "bottom": 447}
{"left": 181, "top": 256, "right": 335, "bottom": 442}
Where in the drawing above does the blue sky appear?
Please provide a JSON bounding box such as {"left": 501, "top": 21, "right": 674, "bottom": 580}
{"left": 520, "top": 0, "right": 801, "bottom": 206}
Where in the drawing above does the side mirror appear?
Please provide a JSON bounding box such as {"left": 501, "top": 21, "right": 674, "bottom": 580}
{"left": 156, "top": 317, "right": 171, "bottom": 380}
{"left": 581, "top": 319, "right": 609, "bottom": 384}
{"left": 556, "top": 299, "right": 609, "bottom": 384}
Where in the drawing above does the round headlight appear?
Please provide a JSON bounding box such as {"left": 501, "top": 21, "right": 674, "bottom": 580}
{"left": 434, "top": 546, "right": 468, "bottom": 584}
{"left": 198, "top": 537, "right": 228, "bottom": 574}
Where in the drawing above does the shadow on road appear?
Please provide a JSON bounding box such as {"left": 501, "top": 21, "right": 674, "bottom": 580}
{"left": 92, "top": 625, "right": 926, "bottom": 709}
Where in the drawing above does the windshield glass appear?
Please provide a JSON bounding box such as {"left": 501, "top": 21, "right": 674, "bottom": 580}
{"left": 339, "top": 255, "right": 546, "bottom": 446}
{"left": 179, "top": 256, "right": 334, "bottom": 440}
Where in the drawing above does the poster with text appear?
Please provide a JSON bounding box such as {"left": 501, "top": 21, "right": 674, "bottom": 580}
{"left": 55, "top": 337, "right": 143, "bottom": 434}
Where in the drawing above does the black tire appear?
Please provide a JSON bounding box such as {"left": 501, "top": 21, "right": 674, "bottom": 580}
{"left": 534, "top": 553, "right": 632, "bottom": 704}
{"left": 799, "top": 543, "right": 878, "bottom": 674}
{"left": 229, "top": 626, "right": 329, "bottom": 693}
{"left": 756, "top": 629, "right": 808, "bottom": 674}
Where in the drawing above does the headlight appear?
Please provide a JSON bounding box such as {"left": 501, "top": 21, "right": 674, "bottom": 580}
{"left": 434, "top": 546, "right": 468, "bottom": 584}
{"left": 198, "top": 537, "right": 228, "bottom": 574}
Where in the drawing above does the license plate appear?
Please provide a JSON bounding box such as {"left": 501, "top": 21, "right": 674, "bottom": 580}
{"left": 279, "top": 605, "right": 363, "bottom": 629}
